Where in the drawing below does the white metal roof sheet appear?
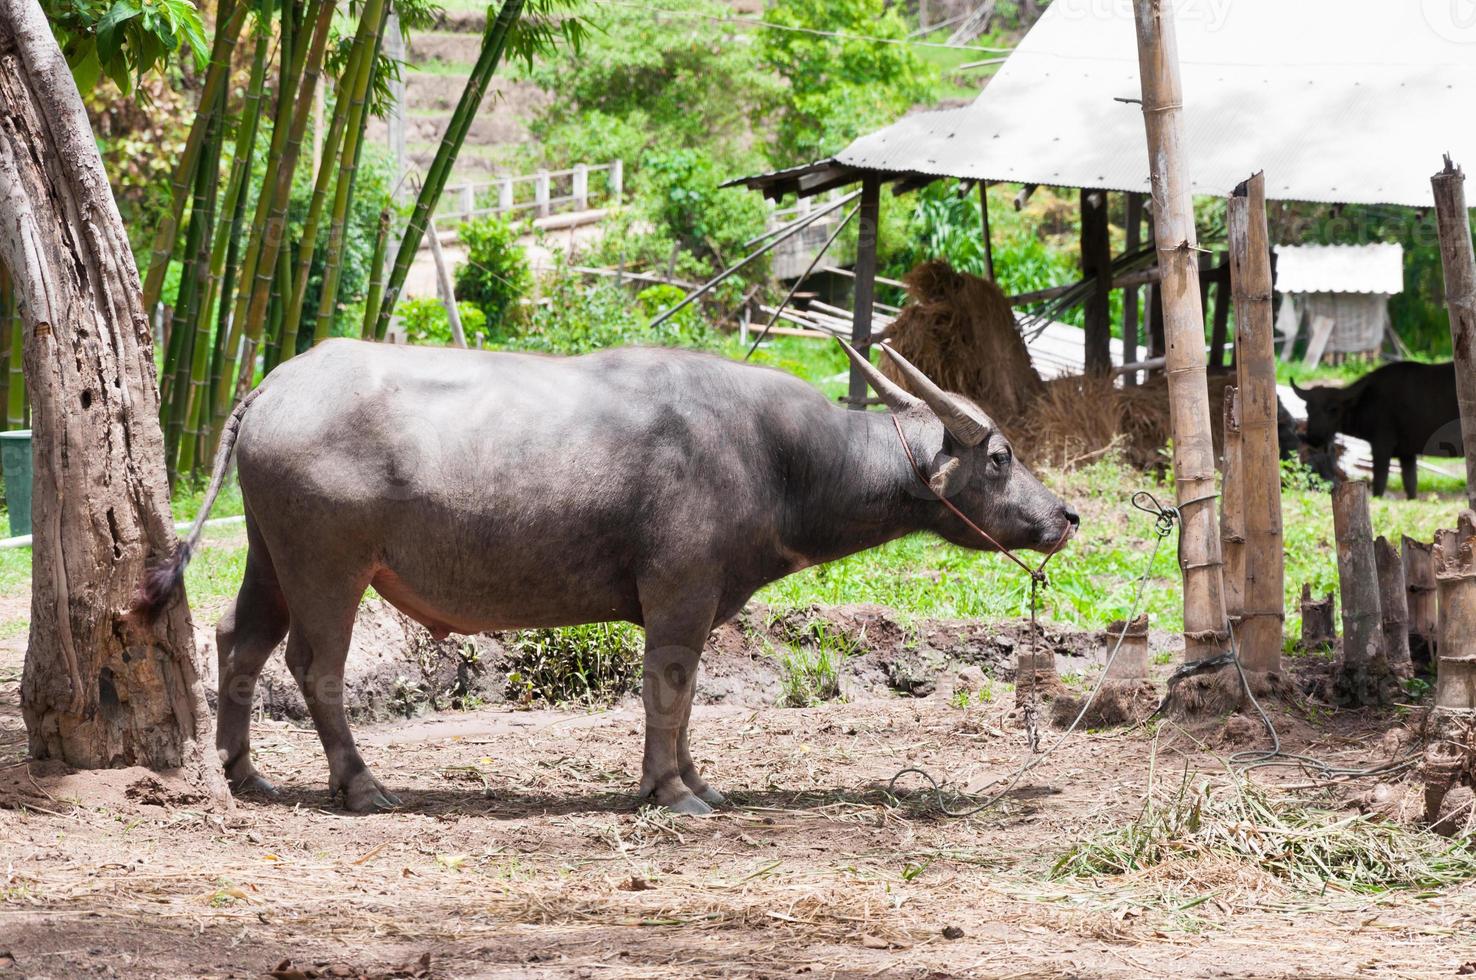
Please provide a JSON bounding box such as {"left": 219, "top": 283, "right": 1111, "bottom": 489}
{"left": 834, "top": 0, "right": 1476, "bottom": 207}
{"left": 1273, "top": 243, "right": 1405, "bottom": 295}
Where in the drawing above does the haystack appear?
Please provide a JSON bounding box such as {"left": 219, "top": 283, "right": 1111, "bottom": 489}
{"left": 881, "top": 261, "right": 1045, "bottom": 423}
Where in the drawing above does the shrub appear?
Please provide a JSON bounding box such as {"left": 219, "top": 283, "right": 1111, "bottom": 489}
{"left": 397, "top": 296, "right": 489, "bottom": 347}
{"left": 638, "top": 148, "right": 768, "bottom": 272}
{"left": 504, "top": 623, "right": 644, "bottom": 706}
{"left": 505, "top": 266, "right": 718, "bottom": 356}
{"left": 455, "top": 214, "right": 532, "bottom": 328}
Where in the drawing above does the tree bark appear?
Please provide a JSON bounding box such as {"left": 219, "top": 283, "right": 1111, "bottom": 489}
{"left": 1374, "top": 535, "right": 1413, "bottom": 676}
{"left": 1132, "top": 0, "right": 1228, "bottom": 664}
{"left": 1331, "top": 482, "right": 1395, "bottom": 706}
{"left": 1228, "top": 173, "right": 1284, "bottom": 675}
{"left": 1429, "top": 158, "right": 1476, "bottom": 510}
{"left": 0, "top": 0, "right": 225, "bottom": 801}
{"left": 1403, "top": 534, "right": 1439, "bottom": 669}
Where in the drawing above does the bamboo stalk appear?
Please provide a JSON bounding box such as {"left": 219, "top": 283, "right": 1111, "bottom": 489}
{"left": 279, "top": 28, "right": 365, "bottom": 358}
{"left": 311, "top": 0, "right": 389, "bottom": 345}
{"left": 1374, "top": 536, "right": 1413, "bottom": 676}
{"left": 427, "top": 218, "right": 466, "bottom": 347}
{"left": 1131, "top": 0, "right": 1227, "bottom": 664}
{"left": 372, "top": 0, "right": 527, "bottom": 341}
{"left": 140, "top": 0, "right": 251, "bottom": 312}
{"left": 229, "top": 0, "right": 337, "bottom": 394}
{"left": 1228, "top": 172, "right": 1285, "bottom": 674}
{"left": 1429, "top": 157, "right": 1476, "bottom": 510}
{"left": 1402, "top": 535, "right": 1438, "bottom": 668}
{"left": 0, "top": 263, "right": 10, "bottom": 427}
{"left": 362, "top": 207, "right": 392, "bottom": 340}
{"left": 1220, "top": 385, "right": 1244, "bottom": 624}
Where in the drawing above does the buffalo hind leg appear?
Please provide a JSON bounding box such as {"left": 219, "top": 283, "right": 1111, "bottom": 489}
{"left": 283, "top": 582, "right": 400, "bottom": 812}
{"left": 637, "top": 592, "right": 718, "bottom": 815}
{"left": 1401, "top": 454, "right": 1419, "bottom": 500}
{"left": 216, "top": 525, "right": 290, "bottom": 795}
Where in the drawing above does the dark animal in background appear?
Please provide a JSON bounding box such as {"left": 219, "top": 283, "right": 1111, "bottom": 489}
{"left": 138, "top": 340, "right": 1078, "bottom": 814}
{"left": 1292, "top": 361, "right": 1463, "bottom": 499}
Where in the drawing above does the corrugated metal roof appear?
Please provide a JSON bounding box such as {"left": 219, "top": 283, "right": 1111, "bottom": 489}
{"left": 1274, "top": 243, "right": 1405, "bottom": 295}
{"left": 818, "top": 0, "right": 1476, "bottom": 207}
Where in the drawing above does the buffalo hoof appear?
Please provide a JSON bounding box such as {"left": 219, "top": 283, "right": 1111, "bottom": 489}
{"left": 229, "top": 772, "right": 278, "bottom": 798}
{"left": 693, "top": 785, "right": 727, "bottom": 807}
{"left": 665, "top": 793, "right": 714, "bottom": 817}
{"left": 340, "top": 772, "right": 402, "bottom": 813}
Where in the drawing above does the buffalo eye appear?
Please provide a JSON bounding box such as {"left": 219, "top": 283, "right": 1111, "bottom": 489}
{"left": 991, "top": 448, "right": 1011, "bottom": 468}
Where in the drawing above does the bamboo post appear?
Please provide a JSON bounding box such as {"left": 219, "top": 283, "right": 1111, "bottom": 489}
{"left": 1403, "top": 534, "right": 1439, "bottom": 669}
{"left": 846, "top": 175, "right": 882, "bottom": 411}
{"left": 1122, "top": 192, "right": 1143, "bottom": 385}
{"left": 1228, "top": 172, "right": 1285, "bottom": 675}
{"left": 1132, "top": 0, "right": 1229, "bottom": 665}
{"left": 1081, "top": 188, "right": 1112, "bottom": 375}
{"left": 1220, "top": 386, "right": 1245, "bottom": 624}
{"left": 1103, "top": 615, "right": 1151, "bottom": 682}
{"left": 1375, "top": 536, "right": 1413, "bottom": 676}
{"left": 1209, "top": 262, "right": 1231, "bottom": 368}
{"left": 978, "top": 182, "right": 994, "bottom": 281}
{"left": 1423, "top": 510, "right": 1476, "bottom": 822}
{"left": 1430, "top": 157, "right": 1476, "bottom": 510}
{"left": 426, "top": 219, "right": 467, "bottom": 348}
{"left": 1298, "top": 584, "right": 1336, "bottom": 651}
{"left": 1331, "top": 481, "right": 1395, "bottom": 705}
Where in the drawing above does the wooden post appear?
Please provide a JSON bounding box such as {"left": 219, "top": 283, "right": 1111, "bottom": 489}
{"left": 1123, "top": 192, "right": 1143, "bottom": 385}
{"left": 535, "top": 170, "right": 550, "bottom": 218}
{"left": 1132, "top": 0, "right": 1229, "bottom": 664}
{"left": 459, "top": 184, "right": 475, "bottom": 220}
{"left": 979, "top": 182, "right": 995, "bottom": 281}
{"left": 1228, "top": 172, "right": 1285, "bottom": 675}
{"left": 572, "top": 163, "right": 589, "bottom": 211}
{"left": 1220, "top": 386, "right": 1245, "bottom": 623}
{"left": 1103, "top": 614, "right": 1151, "bottom": 682}
{"left": 1430, "top": 157, "right": 1476, "bottom": 510}
{"left": 1403, "top": 534, "right": 1439, "bottom": 669}
{"left": 610, "top": 159, "right": 623, "bottom": 204}
{"left": 1423, "top": 510, "right": 1476, "bottom": 821}
{"left": 1330, "top": 481, "right": 1394, "bottom": 705}
{"left": 1375, "top": 536, "right": 1413, "bottom": 676}
{"left": 1081, "top": 188, "right": 1112, "bottom": 374}
{"left": 846, "top": 175, "right": 882, "bottom": 411}
{"left": 1148, "top": 282, "right": 1166, "bottom": 366}
{"left": 426, "top": 220, "right": 467, "bottom": 348}
{"left": 1298, "top": 584, "right": 1336, "bottom": 651}
{"left": 498, "top": 178, "right": 514, "bottom": 214}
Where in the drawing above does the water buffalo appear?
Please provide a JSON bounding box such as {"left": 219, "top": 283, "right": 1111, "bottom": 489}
{"left": 142, "top": 339, "right": 1077, "bottom": 813}
{"left": 1292, "top": 361, "right": 1463, "bottom": 499}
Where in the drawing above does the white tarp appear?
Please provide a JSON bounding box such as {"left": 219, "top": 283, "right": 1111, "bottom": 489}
{"left": 835, "top": 0, "right": 1476, "bottom": 207}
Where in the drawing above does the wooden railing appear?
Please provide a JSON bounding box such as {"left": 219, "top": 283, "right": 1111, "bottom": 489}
{"left": 432, "top": 160, "right": 624, "bottom": 226}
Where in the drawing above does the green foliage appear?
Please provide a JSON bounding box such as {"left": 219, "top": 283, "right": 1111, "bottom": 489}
{"left": 755, "top": 0, "right": 938, "bottom": 162}
{"left": 637, "top": 148, "right": 768, "bottom": 270}
{"left": 397, "top": 296, "right": 489, "bottom": 346}
{"left": 504, "top": 623, "right": 643, "bottom": 706}
{"left": 48, "top": 0, "right": 206, "bottom": 95}
{"left": 455, "top": 214, "right": 532, "bottom": 327}
{"left": 503, "top": 268, "right": 718, "bottom": 355}
{"left": 521, "top": 0, "right": 776, "bottom": 167}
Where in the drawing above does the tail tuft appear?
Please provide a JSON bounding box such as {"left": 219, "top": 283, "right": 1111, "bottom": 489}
{"left": 131, "top": 542, "right": 194, "bottom": 622}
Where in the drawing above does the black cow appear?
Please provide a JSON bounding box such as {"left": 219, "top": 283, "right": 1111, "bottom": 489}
{"left": 1292, "top": 361, "right": 1463, "bottom": 498}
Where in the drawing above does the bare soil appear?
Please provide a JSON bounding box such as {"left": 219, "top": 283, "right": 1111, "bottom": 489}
{"left": 2, "top": 610, "right": 1471, "bottom": 979}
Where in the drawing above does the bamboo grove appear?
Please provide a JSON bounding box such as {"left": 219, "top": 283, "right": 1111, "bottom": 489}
{"left": 120, "top": 0, "right": 579, "bottom": 486}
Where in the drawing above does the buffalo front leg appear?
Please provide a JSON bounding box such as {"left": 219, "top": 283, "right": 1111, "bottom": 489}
{"left": 1371, "top": 451, "right": 1391, "bottom": 498}
{"left": 1400, "top": 453, "right": 1420, "bottom": 500}
{"left": 637, "top": 595, "right": 717, "bottom": 815}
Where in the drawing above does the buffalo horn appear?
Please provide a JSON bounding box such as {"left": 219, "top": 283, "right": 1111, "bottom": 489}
{"left": 1290, "top": 377, "right": 1310, "bottom": 399}
{"left": 877, "top": 343, "right": 991, "bottom": 446}
{"left": 835, "top": 339, "right": 919, "bottom": 412}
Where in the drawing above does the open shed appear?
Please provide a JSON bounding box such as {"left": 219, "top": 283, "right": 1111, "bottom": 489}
{"left": 1274, "top": 243, "right": 1405, "bottom": 364}
{"left": 727, "top": 0, "right": 1476, "bottom": 406}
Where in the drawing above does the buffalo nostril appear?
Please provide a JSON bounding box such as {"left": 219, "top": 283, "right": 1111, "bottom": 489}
{"left": 1065, "top": 508, "right": 1080, "bottom": 527}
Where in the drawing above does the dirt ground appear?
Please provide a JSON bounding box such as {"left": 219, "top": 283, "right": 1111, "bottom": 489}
{"left": 2, "top": 617, "right": 1474, "bottom": 979}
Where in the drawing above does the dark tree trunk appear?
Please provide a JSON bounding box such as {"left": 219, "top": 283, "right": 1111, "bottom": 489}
{"left": 0, "top": 0, "right": 225, "bottom": 800}
{"left": 1081, "top": 188, "right": 1112, "bottom": 375}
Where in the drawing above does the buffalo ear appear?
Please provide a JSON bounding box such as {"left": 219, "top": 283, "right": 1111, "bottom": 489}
{"left": 927, "top": 453, "right": 966, "bottom": 498}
